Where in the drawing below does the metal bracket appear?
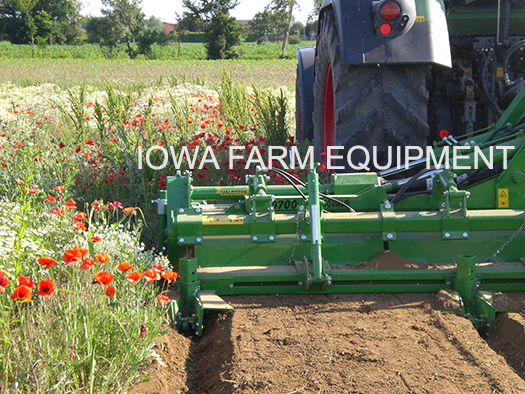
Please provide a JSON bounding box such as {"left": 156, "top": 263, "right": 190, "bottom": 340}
{"left": 381, "top": 202, "right": 396, "bottom": 241}
{"left": 176, "top": 207, "right": 203, "bottom": 245}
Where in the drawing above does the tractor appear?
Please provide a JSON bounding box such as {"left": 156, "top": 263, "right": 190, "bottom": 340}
{"left": 296, "top": 0, "right": 525, "bottom": 169}
{"left": 159, "top": 0, "right": 525, "bottom": 336}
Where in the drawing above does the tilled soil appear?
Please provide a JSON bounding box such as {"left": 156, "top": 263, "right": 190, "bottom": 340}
{"left": 131, "top": 292, "right": 525, "bottom": 394}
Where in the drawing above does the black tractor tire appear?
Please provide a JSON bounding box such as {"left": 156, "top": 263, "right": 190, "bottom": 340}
{"left": 296, "top": 66, "right": 305, "bottom": 142}
{"left": 313, "top": 10, "right": 430, "bottom": 172}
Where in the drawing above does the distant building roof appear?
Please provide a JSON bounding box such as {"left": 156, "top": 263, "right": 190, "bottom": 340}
{"left": 163, "top": 22, "right": 176, "bottom": 33}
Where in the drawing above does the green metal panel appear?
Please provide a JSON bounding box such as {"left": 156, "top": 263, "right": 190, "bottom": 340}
{"left": 447, "top": 8, "right": 525, "bottom": 36}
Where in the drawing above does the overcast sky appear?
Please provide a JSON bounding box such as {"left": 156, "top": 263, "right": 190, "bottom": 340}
{"left": 80, "top": 0, "right": 315, "bottom": 24}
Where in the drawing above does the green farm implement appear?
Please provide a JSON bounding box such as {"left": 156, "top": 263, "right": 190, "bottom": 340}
{"left": 160, "top": 89, "right": 525, "bottom": 336}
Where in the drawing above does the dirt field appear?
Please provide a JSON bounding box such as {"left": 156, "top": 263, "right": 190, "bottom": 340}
{"left": 130, "top": 291, "right": 525, "bottom": 394}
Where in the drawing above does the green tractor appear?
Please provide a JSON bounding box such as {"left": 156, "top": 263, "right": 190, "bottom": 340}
{"left": 296, "top": 0, "right": 525, "bottom": 169}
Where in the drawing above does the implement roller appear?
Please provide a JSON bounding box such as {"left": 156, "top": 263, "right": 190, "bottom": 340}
{"left": 158, "top": 89, "right": 525, "bottom": 336}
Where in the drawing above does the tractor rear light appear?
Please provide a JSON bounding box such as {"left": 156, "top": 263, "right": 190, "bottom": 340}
{"left": 380, "top": 1, "right": 401, "bottom": 22}
{"left": 380, "top": 24, "right": 392, "bottom": 35}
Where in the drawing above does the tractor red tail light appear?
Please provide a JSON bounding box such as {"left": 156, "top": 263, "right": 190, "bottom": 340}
{"left": 379, "top": 1, "right": 401, "bottom": 22}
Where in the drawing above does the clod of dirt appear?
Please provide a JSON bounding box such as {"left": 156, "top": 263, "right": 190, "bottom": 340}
{"left": 492, "top": 292, "right": 524, "bottom": 311}
{"left": 350, "top": 250, "right": 430, "bottom": 270}
{"left": 433, "top": 289, "right": 462, "bottom": 311}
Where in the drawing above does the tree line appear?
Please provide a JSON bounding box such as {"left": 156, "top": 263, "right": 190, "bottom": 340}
{"left": 0, "top": 0, "right": 323, "bottom": 60}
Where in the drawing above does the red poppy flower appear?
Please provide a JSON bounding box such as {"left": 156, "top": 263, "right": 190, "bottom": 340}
{"left": 108, "top": 201, "right": 123, "bottom": 209}
{"left": 89, "top": 236, "right": 102, "bottom": 243}
{"left": 53, "top": 186, "right": 64, "bottom": 192}
{"left": 66, "top": 198, "right": 76, "bottom": 208}
{"left": 74, "top": 212, "right": 87, "bottom": 222}
{"left": 123, "top": 207, "right": 137, "bottom": 215}
{"left": 105, "top": 285, "right": 116, "bottom": 297}
{"left": 63, "top": 247, "right": 88, "bottom": 266}
{"left": 126, "top": 271, "right": 143, "bottom": 284}
{"left": 74, "top": 222, "right": 87, "bottom": 232}
{"left": 44, "top": 195, "right": 56, "bottom": 204}
{"left": 0, "top": 271, "right": 9, "bottom": 293}
{"left": 80, "top": 258, "right": 96, "bottom": 270}
{"left": 161, "top": 271, "right": 178, "bottom": 283}
{"left": 157, "top": 294, "right": 171, "bottom": 305}
{"left": 11, "top": 285, "right": 32, "bottom": 301}
{"left": 50, "top": 208, "right": 64, "bottom": 216}
{"left": 17, "top": 276, "right": 35, "bottom": 288}
{"left": 143, "top": 269, "right": 160, "bottom": 283}
{"left": 152, "top": 264, "right": 163, "bottom": 273}
{"left": 38, "top": 257, "right": 57, "bottom": 269}
{"left": 118, "top": 262, "right": 134, "bottom": 272}
{"left": 95, "top": 253, "right": 110, "bottom": 264}
{"left": 94, "top": 272, "right": 113, "bottom": 287}
{"left": 36, "top": 280, "right": 55, "bottom": 300}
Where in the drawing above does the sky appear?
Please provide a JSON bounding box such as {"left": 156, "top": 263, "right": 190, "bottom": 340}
{"left": 80, "top": 0, "right": 315, "bottom": 24}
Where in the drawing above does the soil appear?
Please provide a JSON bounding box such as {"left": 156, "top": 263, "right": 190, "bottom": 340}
{"left": 432, "top": 289, "right": 462, "bottom": 311}
{"left": 130, "top": 252, "right": 525, "bottom": 394}
{"left": 130, "top": 292, "right": 525, "bottom": 394}
{"left": 348, "top": 250, "right": 431, "bottom": 271}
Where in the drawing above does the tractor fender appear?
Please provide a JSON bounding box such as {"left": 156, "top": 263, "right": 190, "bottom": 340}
{"left": 296, "top": 46, "right": 316, "bottom": 143}
{"left": 318, "top": 0, "right": 452, "bottom": 67}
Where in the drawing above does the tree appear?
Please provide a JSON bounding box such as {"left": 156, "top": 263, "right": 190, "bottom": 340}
{"left": 308, "top": 0, "right": 322, "bottom": 21}
{"left": 137, "top": 18, "right": 174, "bottom": 59}
{"left": 0, "top": 0, "right": 82, "bottom": 45}
{"left": 85, "top": 16, "right": 123, "bottom": 58}
{"left": 268, "top": 0, "right": 298, "bottom": 58}
{"left": 250, "top": 0, "right": 299, "bottom": 56}
{"left": 145, "top": 15, "right": 164, "bottom": 32}
{"left": 176, "top": 11, "right": 201, "bottom": 32}
{"left": 14, "top": 0, "right": 39, "bottom": 58}
{"left": 40, "top": 0, "right": 82, "bottom": 44}
{"left": 182, "top": 0, "right": 245, "bottom": 59}
{"left": 101, "top": 0, "right": 145, "bottom": 59}
{"left": 204, "top": 10, "right": 244, "bottom": 59}
{"left": 250, "top": 9, "right": 283, "bottom": 42}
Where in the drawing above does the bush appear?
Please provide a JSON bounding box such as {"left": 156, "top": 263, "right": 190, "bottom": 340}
{"left": 288, "top": 35, "right": 301, "bottom": 45}
{"left": 204, "top": 11, "right": 245, "bottom": 60}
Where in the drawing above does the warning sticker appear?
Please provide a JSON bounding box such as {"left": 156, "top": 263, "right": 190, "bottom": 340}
{"left": 330, "top": 213, "right": 379, "bottom": 220}
{"left": 215, "top": 187, "right": 248, "bottom": 196}
{"left": 497, "top": 67, "right": 504, "bottom": 78}
{"left": 202, "top": 215, "right": 244, "bottom": 225}
{"left": 415, "top": 16, "right": 425, "bottom": 22}
{"left": 498, "top": 188, "right": 509, "bottom": 208}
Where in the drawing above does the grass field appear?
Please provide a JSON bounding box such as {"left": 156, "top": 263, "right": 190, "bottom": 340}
{"left": 0, "top": 58, "right": 298, "bottom": 88}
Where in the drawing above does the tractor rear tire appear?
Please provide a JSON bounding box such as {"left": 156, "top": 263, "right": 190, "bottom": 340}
{"left": 313, "top": 10, "right": 430, "bottom": 172}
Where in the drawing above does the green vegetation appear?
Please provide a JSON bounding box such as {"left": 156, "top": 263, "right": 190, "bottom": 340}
{"left": 0, "top": 41, "right": 315, "bottom": 61}
{"left": 0, "top": 69, "right": 300, "bottom": 392}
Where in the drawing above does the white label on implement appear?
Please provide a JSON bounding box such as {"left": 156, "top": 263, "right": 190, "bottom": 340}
{"left": 311, "top": 204, "right": 319, "bottom": 243}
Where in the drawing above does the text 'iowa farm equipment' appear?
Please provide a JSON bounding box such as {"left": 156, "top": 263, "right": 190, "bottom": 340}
{"left": 160, "top": 0, "right": 525, "bottom": 335}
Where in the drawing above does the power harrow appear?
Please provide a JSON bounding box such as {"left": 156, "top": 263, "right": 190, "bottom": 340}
{"left": 158, "top": 88, "right": 525, "bottom": 336}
